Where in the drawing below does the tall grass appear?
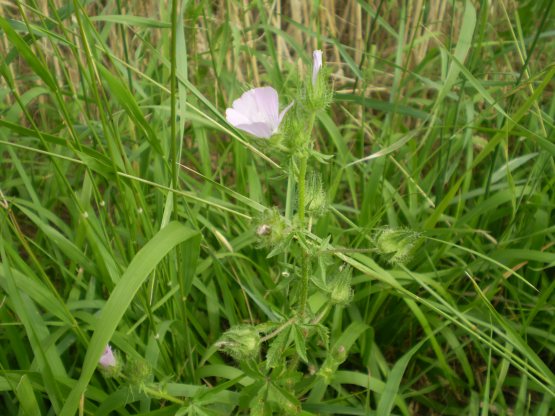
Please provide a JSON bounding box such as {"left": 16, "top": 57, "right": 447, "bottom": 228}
{"left": 1, "top": 0, "right": 554, "bottom": 414}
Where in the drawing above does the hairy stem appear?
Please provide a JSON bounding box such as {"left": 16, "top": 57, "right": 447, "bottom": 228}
{"left": 260, "top": 317, "right": 297, "bottom": 342}
{"left": 297, "top": 156, "right": 308, "bottom": 226}
{"left": 143, "top": 386, "right": 185, "bottom": 405}
{"left": 299, "top": 252, "right": 309, "bottom": 318}
{"left": 298, "top": 155, "right": 309, "bottom": 317}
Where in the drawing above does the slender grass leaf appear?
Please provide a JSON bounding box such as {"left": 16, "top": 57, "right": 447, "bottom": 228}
{"left": 0, "top": 17, "right": 57, "bottom": 90}
{"left": 376, "top": 338, "right": 425, "bottom": 416}
{"left": 97, "top": 64, "right": 164, "bottom": 156}
{"left": 60, "top": 222, "right": 199, "bottom": 416}
{"left": 90, "top": 15, "right": 171, "bottom": 28}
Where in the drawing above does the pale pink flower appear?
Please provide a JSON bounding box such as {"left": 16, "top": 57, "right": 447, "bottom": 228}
{"left": 99, "top": 345, "right": 116, "bottom": 368}
{"left": 225, "top": 87, "right": 293, "bottom": 139}
{"left": 312, "top": 50, "right": 323, "bottom": 86}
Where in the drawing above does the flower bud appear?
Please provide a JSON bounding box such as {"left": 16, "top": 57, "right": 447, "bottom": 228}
{"left": 375, "top": 227, "right": 421, "bottom": 265}
{"left": 98, "top": 345, "right": 120, "bottom": 377}
{"left": 305, "top": 172, "right": 328, "bottom": 218}
{"left": 216, "top": 325, "right": 261, "bottom": 361}
{"left": 305, "top": 50, "right": 332, "bottom": 111}
{"left": 254, "top": 208, "right": 290, "bottom": 249}
{"left": 256, "top": 224, "right": 272, "bottom": 236}
{"left": 125, "top": 357, "right": 151, "bottom": 386}
{"left": 329, "top": 266, "right": 353, "bottom": 305}
{"left": 280, "top": 106, "right": 312, "bottom": 155}
{"left": 99, "top": 345, "right": 116, "bottom": 368}
{"left": 312, "top": 50, "right": 323, "bottom": 86}
{"left": 331, "top": 281, "right": 352, "bottom": 305}
{"left": 332, "top": 345, "right": 347, "bottom": 362}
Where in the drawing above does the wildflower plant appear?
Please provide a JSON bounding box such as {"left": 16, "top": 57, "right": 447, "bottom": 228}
{"left": 219, "top": 50, "right": 349, "bottom": 411}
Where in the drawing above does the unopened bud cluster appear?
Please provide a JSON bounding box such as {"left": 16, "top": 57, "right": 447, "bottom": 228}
{"left": 97, "top": 344, "right": 152, "bottom": 385}
{"left": 280, "top": 50, "right": 332, "bottom": 157}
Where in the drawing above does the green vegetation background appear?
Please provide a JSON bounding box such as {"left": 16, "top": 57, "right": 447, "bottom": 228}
{"left": 0, "top": 0, "right": 554, "bottom": 414}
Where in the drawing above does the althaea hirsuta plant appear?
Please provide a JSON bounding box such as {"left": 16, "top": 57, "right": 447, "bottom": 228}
{"left": 213, "top": 51, "right": 350, "bottom": 414}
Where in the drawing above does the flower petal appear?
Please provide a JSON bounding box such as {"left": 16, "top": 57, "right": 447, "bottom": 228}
{"left": 312, "top": 50, "right": 323, "bottom": 86}
{"left": 226, "top": 108, "right": 251, "bottom": 127}
{"left": 234, "top": 121, "right": 275, "bottom": 139}
{"left": 230, "top": 90, "right": 258, "bottom": 122}
{"left": 99, "top": 345, "right": 116, "bottom": 368}
{"left": 251, "top": 86, "right": 279, "bottom": 127}
{"left": 225, "top": 86, "right": 287, "bottom": 138}
{"left": 278, "top": 101, "right": 294, "bottom": 124}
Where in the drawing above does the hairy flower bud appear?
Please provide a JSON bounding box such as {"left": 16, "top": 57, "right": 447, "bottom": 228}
{"left": 305, "top": 50, "right": 332, "bottom": 111}
{"left": 216, "top": 325, "right": 261, "bottom": 361}
{"left": 126, "top": 357, "right": 151, "bottom": 386}
{"left": 254, "top": 208, "right": 290, "bottom": 250}
{"left": 329, "top": 266, "right": 353, "bottom": 305}
{"left": 375, "top": 227, "right": 422, "bottom": 265}
{"left": 256, "top": 224, "right": 272, "bottom": 236}
{"left": 312, "top": 50, "right": 323, "bottom": 86}
{"left": 98, "top": 345, "right": 120, "bottom": 377}
{"left": 99, "top": 345, "right": 116, "bottom": 368}
{"left": 305, "top": 172, "right": 328, "bottom": 218}
{"left": 332, "top": 345, "right": 347, "bottom": 362}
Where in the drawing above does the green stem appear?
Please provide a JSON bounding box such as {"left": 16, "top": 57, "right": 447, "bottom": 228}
{"left": 260, "top": 317, "right": 297, "bottom": 342}
{"left": 285, "top": 160, "right": 296, "bottom": 221}
{"left": 143, "top": 386, "right": 185, "bottom": 405}
{"left": 299, "top": 252, "right": 309, "bottom": 318}
{"left": 297, "top": 156, "right": 308, "bottom": 226}
{"left": 297, "top": 111, "right": 317, "bottom": 319}
{"left": 311, "top": 303, "right": 331, "bottom": 325}
{"left": 298, "top": 155, "right": 309, "bottom": 317}
{"left": 170, "top": 0, "right": 178, "bottom": 216}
